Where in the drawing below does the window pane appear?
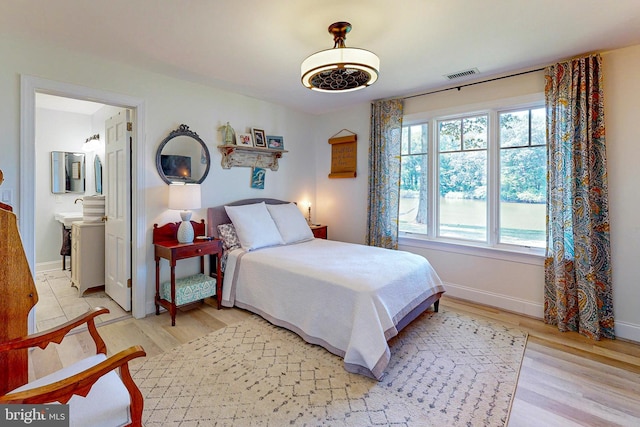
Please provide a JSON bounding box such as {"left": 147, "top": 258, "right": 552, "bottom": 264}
{"left": 530, "top": 107, "right": 546, "bottom": 145}
{"left": 500, "top": 145, "right": 546, "bottom": 247}
{"left": 462, "top": 116, "right": 487, "bottom": 149}
{"left": 409, "top": 124, "right": 428, "bottom": 154}
{"left": 439, "top": 151, "right": 487, "bottom": 241}
{"left": 500, "top": 110, "right": 529, "bottom": 148}
{"left": 438, "top": 120, "right": 460, "bottom": 152}
{"left": 401, "top": 126, "right": 409, "bottom": 155}
{"left": 400, "top": 154, "right": 428, "bottom": 234}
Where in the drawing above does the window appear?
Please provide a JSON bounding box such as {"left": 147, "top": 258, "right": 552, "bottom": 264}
{"left": 498, "top": 108, "right": 546, "bottom": 247}
{"left": 438, "top": 115, "right": 488, "bottom": 241}
{"left": 400, "top": 124, "right": 429, "bottom": 235}
{"left": 400, "top": 104, "right": 546, "bottom": 251}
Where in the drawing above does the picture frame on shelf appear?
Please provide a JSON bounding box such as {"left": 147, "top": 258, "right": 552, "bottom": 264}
{"left": 237, "top": 133, "right": 253, "bottom": 147}
{"left": 251, "top": 167, "right": 265, "bottom": 189}
{"left": 266, "top": 135, "right": 284, "bottom": 150}
{"left": 252, "top": 128, "right": 266, "bottom": 148}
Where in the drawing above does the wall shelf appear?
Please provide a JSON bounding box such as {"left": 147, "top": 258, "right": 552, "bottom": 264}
{"left": 217, "top": 145, "right": 287, "bottom": 171}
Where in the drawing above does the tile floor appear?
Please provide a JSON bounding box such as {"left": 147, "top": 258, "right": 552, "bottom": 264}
{"left": 34, "top": 269, "right": 130, "bottom": 332}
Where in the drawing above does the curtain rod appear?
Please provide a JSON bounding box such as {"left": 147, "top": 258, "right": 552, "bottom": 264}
{"left": 402, "top": 67, "right": 546, "bottom": 101}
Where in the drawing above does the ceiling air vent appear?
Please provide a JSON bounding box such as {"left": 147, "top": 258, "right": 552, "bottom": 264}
{"left": 444, "top": 68, "right": 480, "bottom": 80}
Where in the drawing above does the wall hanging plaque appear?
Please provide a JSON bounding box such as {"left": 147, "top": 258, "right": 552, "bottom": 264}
{"left": 328, "top": 130, "right": 357, "bottom": 178}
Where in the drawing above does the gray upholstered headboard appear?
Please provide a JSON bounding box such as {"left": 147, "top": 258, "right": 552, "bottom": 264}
{"left": 207, "top": 198, "right": 290, "bottom": 238}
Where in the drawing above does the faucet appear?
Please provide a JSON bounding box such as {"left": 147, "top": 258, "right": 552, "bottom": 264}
{"left": 74, "top": 198, "right": 83, "bottom": 204}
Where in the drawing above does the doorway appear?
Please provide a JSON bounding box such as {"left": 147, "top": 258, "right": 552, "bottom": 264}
{"left": 20, "top": 75, "right": 147, "bottom": 329}
{"left": 34, "top": 94, "right": 128, "bottom": 330}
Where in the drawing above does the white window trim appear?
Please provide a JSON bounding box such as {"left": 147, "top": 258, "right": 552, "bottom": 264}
{"left": 399, "top": 234, "right": 545, "bottom": 266}
{"left": 400, "top": 93, "right": 546, "bottom": 263}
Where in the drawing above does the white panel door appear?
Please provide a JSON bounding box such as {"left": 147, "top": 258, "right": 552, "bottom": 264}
{"left": 104, "top": 110, "right": 131, "bottom": 311}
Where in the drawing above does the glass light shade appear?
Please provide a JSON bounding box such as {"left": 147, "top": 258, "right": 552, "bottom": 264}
{"left": 301, "top": 47, "right": 380, "bottom": 92}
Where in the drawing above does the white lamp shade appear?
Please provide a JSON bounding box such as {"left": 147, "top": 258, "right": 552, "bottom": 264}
{"left": 301, "top": 47, "right": 380, "bottom": 91}
{"left": 168, "top": 183, "right": 201, "bottom": 210}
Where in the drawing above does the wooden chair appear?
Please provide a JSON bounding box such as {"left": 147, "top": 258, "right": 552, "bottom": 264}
{"left": 0, "top": 205, "right": 146, "bottom": 426}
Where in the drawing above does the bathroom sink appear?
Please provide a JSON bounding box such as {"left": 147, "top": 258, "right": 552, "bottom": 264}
{"left": 54, "top": 212, "right": 83, "bottom": 227}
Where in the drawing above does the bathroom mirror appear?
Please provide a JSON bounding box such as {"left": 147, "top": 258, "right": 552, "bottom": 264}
{"left": 156, "top": 124, "right": 210, "bottom": 184}
{"left": 51, "top": 151, "right": 85, "bottom": 194}
{"left": 94, "top": 156, "right": 103, "bottom": 194}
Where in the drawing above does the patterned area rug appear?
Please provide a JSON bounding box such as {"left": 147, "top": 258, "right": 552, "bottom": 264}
{"left": 132, "top": 308, "right": 527, "bottom": 426}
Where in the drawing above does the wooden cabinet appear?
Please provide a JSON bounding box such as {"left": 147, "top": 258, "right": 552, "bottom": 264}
{"left": 310, "top": 224, "right": 327, "bottom": 239}
{"left": 71, "top": 221, "right": 105, "bottom": 296}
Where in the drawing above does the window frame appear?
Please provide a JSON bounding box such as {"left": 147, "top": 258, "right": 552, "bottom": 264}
{"left": 436, "top": 112, "right": 489, "bottom": 242}
{"left": 399, "top": 94, "right": 546, "bottom": 263}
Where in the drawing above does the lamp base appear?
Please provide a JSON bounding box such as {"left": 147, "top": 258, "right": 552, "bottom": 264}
{"left": 177, "top": 211, "right": 194, "bottom": 243}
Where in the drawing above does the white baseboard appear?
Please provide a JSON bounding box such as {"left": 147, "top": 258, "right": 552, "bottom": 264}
{"left": 615, "top": 321, "right": 640, "bottom": 343}
{"left": 442, "top": 281, "right": 545, "bottom": 319}
{"left": 443, "top": 281, "right": 640, "bottom": 343}
{"left": 35, "top": 260, "right": 65, "bottom": 273}
{"left": 146, "top": 300, "right": 166, "bottom": 316}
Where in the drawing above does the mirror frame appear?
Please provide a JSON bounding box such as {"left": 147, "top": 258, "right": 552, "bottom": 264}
{"left": 156, "top": 124, "right": 211, "bottom": 185}
{"left": 51, "top": 151, "right": 86, "bottom": 194}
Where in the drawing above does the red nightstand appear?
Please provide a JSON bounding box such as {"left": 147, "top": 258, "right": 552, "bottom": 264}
{"left": 310, "top": 224, "right": 327, "bottom": 239}
{"left": 153, "top": 221, "right": 223, "bottom": 326}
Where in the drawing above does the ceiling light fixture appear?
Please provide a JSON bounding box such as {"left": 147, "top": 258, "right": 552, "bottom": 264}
{"left": 301, "top": 22, "right": 379, "bottom": 93}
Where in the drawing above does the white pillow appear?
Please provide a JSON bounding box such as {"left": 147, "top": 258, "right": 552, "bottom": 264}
{"left": 224, "top": 202, "right": 284, "bottom": 251}
{"left": 266, "top": 203, "right": 314, "bottom": 244}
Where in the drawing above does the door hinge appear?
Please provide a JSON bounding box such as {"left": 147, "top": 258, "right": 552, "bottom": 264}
{"left": 127, "top": 278, "right": 132, "bottom": 288}
{"left": 127, "top": 122, "right": 133, "bottom": 132}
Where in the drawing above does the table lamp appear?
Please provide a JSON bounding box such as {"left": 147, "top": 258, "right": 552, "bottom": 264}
{"left": 304, "top": 201, "right": 312, "bottom": 224}
{"left": 168, "top": 183, "right": 201, "bottom": 243}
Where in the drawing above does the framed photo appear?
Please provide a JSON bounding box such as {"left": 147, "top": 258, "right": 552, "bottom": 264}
{"left": 266, "top": 135, "right": 284, "bottom": 150}
{"left": 251, "top": 167, "right": 265, "bottom": 189}
{"left": 237, "top": 133, "right": 253, "bottom": 147}
{"left": 252, "top": 128, "right": 266, "bottom": 148}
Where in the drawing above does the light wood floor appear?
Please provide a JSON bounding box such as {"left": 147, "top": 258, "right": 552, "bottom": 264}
{"left": 34, "top": 269, "right": 129, "bottom": 331}
{"left": 29, "top": 296, "right": 640, "bottom": 426}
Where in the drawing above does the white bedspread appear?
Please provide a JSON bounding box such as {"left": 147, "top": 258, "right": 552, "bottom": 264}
{"left": 222, "top": 238, "right": 445, "bottom": 380}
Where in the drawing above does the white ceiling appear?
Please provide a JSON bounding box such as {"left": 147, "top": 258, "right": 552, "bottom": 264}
{"left": 4, "top": 0, "right": 640, "bottom": 115}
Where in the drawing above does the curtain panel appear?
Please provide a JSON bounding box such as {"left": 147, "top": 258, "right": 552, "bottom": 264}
{"left": 366, "top": 99, "right": 404, "bottom": 249}
{"left": 544, "top": 53, "right": 614, "bottom": 340}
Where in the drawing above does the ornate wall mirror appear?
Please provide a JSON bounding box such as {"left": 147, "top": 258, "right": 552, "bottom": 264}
{"left": 156, "top": 124, "right": 210, "bottom": 185}
{"left": 51, "top": 151, "right": 85, "bottom": 194}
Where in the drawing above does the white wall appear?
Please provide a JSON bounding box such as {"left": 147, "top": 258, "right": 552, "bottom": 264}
{"left": 602, "top": 44, "right": 640, "bottom": 341}
{"left": 1, "top": 35, "right": 316, "bottom": 316}
{"left": 316, "top": 51, "right": 640, "bottom": 342}
{"left": 314, "top": 103, "right": 371, "bottom": 243}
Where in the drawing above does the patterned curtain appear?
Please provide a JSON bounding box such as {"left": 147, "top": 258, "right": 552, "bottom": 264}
{"left": 544, "top": 54, "right": 614, "bottom": 340}
{"left": 366, "top": 99, "right": 403, "bottom": 249}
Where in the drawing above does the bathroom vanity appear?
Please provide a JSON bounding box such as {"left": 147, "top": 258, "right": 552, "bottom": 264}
{"left": 71, "top": 221, "right": 105, "bottom": 296}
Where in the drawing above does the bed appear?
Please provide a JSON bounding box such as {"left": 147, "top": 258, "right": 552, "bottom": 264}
{"left": 207, "top": 198, "right": 445, "bottom": 380}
